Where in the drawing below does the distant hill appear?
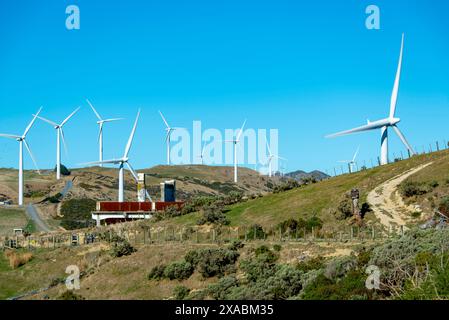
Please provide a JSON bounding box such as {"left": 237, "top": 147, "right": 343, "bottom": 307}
{"left": 284, "top": 169, "right": 330, "bottom": 182}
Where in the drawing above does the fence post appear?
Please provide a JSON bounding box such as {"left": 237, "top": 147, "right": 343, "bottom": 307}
{"left": 244, "top": 227, "right": 248, "bottom": 242}
{"left": 311, "top": 227, "right": 314, "bottom": 240}
{"left": 371, "top": 226, "right": 375, "bottom": 240}
{"left": 350, "top": 227, "right": 353, "bottom": 240}
{"left": 212, "top": 229, "right": 216, "bottom": 242}
{"left": 279, "top": 227, "right": 282, "bottom": 241}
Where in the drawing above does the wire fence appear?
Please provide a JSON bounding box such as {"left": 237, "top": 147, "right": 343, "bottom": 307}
{"left": 1, "top": 224, "right": 407, "bottom": 251}
{"left": 323, "top": 139, "right": 448, "bottom": 177}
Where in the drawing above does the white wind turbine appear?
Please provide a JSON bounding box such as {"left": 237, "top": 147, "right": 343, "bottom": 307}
{"left": 35, "top": 107, "right": 80, "bottom": 180}
{"left": 86, "top": 99, "right": 123, "bottom": 167}
{"left": 338, "top": 146, "right": 360, "bottom": 174}
{"left": 82, "top": 110, "right": 151, "bottom": 202}
{"left": 197, "top": 142, "right": 206, "bottom": 165}
{"left": 159, "top": 111, "right": 181, "bottom": 165}
{"left": 326, "top": 34, "right": 415, "bottom": 165}
{"left": 224, "top": 120, "right": 246, "bottom": 183}
{"left": 0, "top": 108, "right": 42, "bottom": 205}
{"left": 265, "top": 140, "right": 286, "bottom": 178}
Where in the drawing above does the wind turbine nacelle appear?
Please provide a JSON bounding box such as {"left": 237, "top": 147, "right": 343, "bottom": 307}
{"left": 389, "top": 117, "right": 401, "bottom": 126}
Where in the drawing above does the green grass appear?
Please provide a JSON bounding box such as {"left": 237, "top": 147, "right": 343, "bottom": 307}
{"left": 150, "top": 150, "right": 447, "bottom": 232}
{"left": 0, "top": 208, "right": 28, "bottom": 236}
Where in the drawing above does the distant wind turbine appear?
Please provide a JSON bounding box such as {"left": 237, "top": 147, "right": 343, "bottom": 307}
{"left": 197, "top": 142, "right": 206, "bottom": 165}
{"left": 266, "top": 140, "right": 286, "bottom": 178}
{"left": 159, "top": 111, "right": 182, "bottom": 165}
{"left": 338, "top": 146, "right": 360, "bottom": 174}
{"left": 224, "top": 120, "right": 246, "bottom": 183}
{"left": 35, "top": 107, "right": 80, "bottom": 180}
{"left": 0, "top": 108, "right": 42, "bottom": 205}
{"left": 326, "top": 34, "right": 415, "bottom": 165}
{"left": 86, "top": 99, "right": 123, "bottom": 167}
{"left": 82, "top": 110, "right": 151, "bottom": 202}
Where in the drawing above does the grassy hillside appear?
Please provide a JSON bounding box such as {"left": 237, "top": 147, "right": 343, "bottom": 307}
{"left": 0, "top": 207, "right": 33, "bottom": 237}
{"left": 149, "top": 151, "right": 448, "bottom": 232}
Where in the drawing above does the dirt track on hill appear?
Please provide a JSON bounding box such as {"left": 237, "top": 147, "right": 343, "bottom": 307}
{"left": 367, "top": 162, "right": 433, "bottom": 231}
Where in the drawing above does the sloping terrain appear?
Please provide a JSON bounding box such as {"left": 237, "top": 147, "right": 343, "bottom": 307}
{"left": 153, "top": 151, "right": 448, "bottom": 232}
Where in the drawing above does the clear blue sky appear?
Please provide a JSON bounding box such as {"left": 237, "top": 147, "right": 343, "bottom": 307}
{"left": 1, "top": 0, "right": 448, "bottom": 173}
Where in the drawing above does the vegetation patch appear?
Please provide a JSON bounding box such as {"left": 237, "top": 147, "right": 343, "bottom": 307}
{"left": 60, "top": 198, "right": 96, "bottom": 230}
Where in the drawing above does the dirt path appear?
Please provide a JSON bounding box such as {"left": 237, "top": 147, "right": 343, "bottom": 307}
{"left": 367, "top": 162, "right": 433, "bottom": 230}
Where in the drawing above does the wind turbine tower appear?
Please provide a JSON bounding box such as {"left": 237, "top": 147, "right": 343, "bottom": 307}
{"left": 225, "top": 120, "right": 246, "bottom": 183}
{"left": 86, "top": 99, "right": 123, "bottom": 166}
{"left": 35, "top": 108, "right": 80, "bottom": 180}
{"left": 0, "top": 108, "right": 42, "bottom": 205}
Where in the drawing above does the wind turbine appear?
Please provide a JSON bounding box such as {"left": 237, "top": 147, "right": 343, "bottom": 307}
{"left": 224, "top": 120, "right": 246, "bottom": 183}
{"left": 86, "top": 99, "right": 123, "bottom": 167}
{"left": 197, "top": 142, "right": 206, "bottom": 165}
{"left": 159, "top": 111, "right": 181, "bottom": 165}
{"left": 265, "top": 140, "right": 286, "bottom": 178}
{"left": 35, "top": 107, "right": 80, "bottom": 180}
{"left": 326, "top": 34, "right": 415, "bottom": 165}
{"left": 0, "top": 108, "right": 42, "bottom": 205}
{"left": 82, "top": 110, "right": 151, "bottom": 202}
{"left": 338, "top": 146, "right": 360, "bottom": 174}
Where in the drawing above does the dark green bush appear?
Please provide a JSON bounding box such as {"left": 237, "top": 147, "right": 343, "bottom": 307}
{"left": 148, "top": 264, "right": 167, "bottom": 280}
{"left": 58, "top": 290, "right": 85, "bottom": 300}
{"left": 164, "top": 261, "right": 194, "bottom": 280}
{"left": 400, "top": 181, "right": 431, "bottom": 197}
{"left": 197, "top": 203, "right": 230, "bottom": 226}
{"left": 173, "top": 285, "right": 190, "bottom": 300}
{"left": 245, "top": 224, "right": 266, "bottom": 240}
{"left": 110, "top": 238, "right": 136, "bottom": 258}
{"left": 188, "top": 248, "right": 240, "bottom": 278}
{"left": 60, "top": 198, "right": 96, "bottom": 230}
{"left": 55, "top": 164, "right": 71, "bottom": 176}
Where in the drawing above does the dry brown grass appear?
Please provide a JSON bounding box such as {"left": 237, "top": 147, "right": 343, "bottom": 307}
{"left": 4, "top": 250, "right": 33, "bottom": 269}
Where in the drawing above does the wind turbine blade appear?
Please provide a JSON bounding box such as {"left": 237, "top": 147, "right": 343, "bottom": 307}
{"left": 266, "top": 139, "right": 272, "bottom": 156}
{"left": 98, "top": 123, "right": 103, "bottom": 144}
{"left": 102, "top": 118, "right": 124, "bottom": 123}
{"left": 326, "top": 122, "right": 383, "bottom": 138}
{"left": 201, "top": 142, "right": 206, "bottom": 156}
{"left": 61, "top": 107, "right": 80, "bottom": 126}
{"left": 352, "top": 146, "right": 360, "bottom": 162}
{"left": 338, "top": 160, "right": 351, "bottom": 163}
{"left": 125, "top": 162, "right": 139, "bottom": 181}
{"left": 0, "top": 134, "right": 21, "bottom": 140}
{"left": 60, "top": 128, "right": 69, "bottom": 158}
{"left": 80, "top": 159, "right": 123, "bottom": 166}
{"left": 165, "top": 131, "right": 171, "bottom": 142}
{"left": 389, "top": 33, "right": 404, "bottom": 119}
{"left": 275, "top": 155, "right": 287, "bottom": 161}
{"left": 158, "top": 110, "right": 170, "bottom": 128}
{"left": 23, "top": 107, "right": 42, "bottom": 137}
{"left": 35, "top": 115, "right": 58, "bottom": 127}
{"left": 392, "top": 125, "right": 415, "bottom": 155}
{"left": 236, "top": 119, "right": 247, "bottom": 141}
{"left": 86, "top": 99, "right": 102, "bottom": 121}
{"left": 23, "top": 139, "right": 40, "bottom": 174}
{"left": 124, "top": 109, "right": 140, "bottom": 158}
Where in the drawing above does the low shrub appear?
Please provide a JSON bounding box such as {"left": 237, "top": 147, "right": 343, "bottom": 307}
{"left": 246, "top": 224, "right": 266, "bottom": 240}
{"left": 187, "top": 248, "right": 240, "bottom": 278}
{"left": 164, "top": 261, "right": 194, "bottom": 280}
{"left": 173, "top": 285, "right": 190, "bottom": 300}
{"left": 59, "top": 290, "right": 84, "bottom": 300}
{"left": 148, "top": 265, "right": 167, "bottom": 280}
{"left": 400, "top": 181, "right": 432, "bottom": 197}
{"left": 197, "top": 203, "right": 230, "bottom": 226}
